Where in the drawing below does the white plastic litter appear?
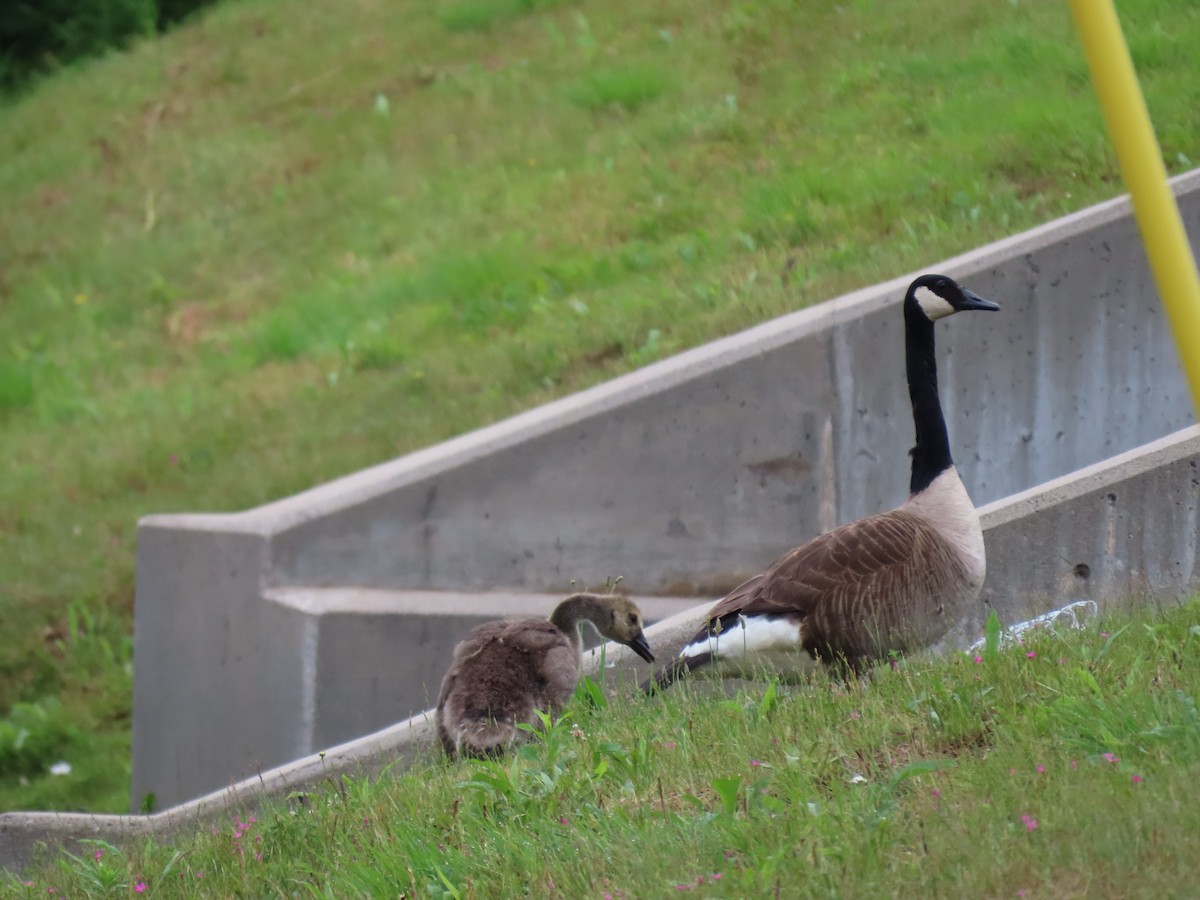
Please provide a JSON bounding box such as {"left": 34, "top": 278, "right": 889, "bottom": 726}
{"left": 966, "top": 599, "right": 1099, "bottom": 653}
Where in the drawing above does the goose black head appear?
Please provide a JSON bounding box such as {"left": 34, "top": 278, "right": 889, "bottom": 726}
{"left": 599, "top": 596, "right": 655, "bottom": 663}
{"left": 906, "top": 273, "right": 1000, "bottom": 322}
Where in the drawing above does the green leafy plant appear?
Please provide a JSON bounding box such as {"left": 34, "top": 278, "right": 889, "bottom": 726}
{"left": 984, "top": 608, "right": 1003, "bottom": 659}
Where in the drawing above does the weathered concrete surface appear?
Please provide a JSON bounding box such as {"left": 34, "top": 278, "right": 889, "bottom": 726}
{"left": 260, "top": 174, "right": 1199, "bottom": 593}
{"left": 132, "top": 170, "right": 1200, "bottom": 811}
{"left": 7, "top": 425, "right": 1200, "bottom": 874}
{"left": 969, "top": 424, "right": 1200, "bottom": 638}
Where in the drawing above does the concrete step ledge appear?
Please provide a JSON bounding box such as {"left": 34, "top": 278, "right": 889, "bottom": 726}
{"left": 265, "top": 587, "right": 701, "bottom": 621}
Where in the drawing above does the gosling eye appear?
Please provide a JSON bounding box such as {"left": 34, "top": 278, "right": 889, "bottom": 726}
{"left": 627, "top": 613, "right": 638, "bottom": 626}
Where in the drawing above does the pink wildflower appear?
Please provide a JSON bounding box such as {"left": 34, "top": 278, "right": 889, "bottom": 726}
{"left": 931, "top": 788, "right": 941, "bottom": 798}
{"left": 710, "top": 873, "right": 723, "bottom": 882}
{"left": 134, "top": 883, "right": 147, "bottom": 894}
{"left": 1070, "top": 759, "right": 1079, "bottom": 769}
{"left": 560, "top": 817, "right": 569, "bottom": 826}
{"left": 750, "top": 759, "right": 762, "bottom": 767}
{"left": 973, "top": 655, "right": 983, "bottom": 664}
{"left": 1036, "top": 765, "right": 1045, "bottom": 774}
{"left": 1021, "top": 814, "right": 1038, "bottom": 832}
{"left": 1026, "top": 651, "right": 1037, "bottom": 659}
{"left": 93, "top": 849, "right": 103, "bottom": 861}
{"left": 1131, "top": 774, "right": 1144, "bottom": 784}
{"left": 1102, "top": 752, "right": 1120, "bottom": 764}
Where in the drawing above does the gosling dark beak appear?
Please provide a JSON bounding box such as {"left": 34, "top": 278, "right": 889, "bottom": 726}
{"left": 626, "top": 633, "right": 655, "bottom": 664}
{"left": 960, "top": 288, "right": 1000, "bottom": 312}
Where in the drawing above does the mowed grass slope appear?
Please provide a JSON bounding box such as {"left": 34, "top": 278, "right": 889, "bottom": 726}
{"left": 16, "top": 602, "right": 1200, "bottom": 897}
{"left": 2, "top": 0, "right": 1200, "bottom": 813}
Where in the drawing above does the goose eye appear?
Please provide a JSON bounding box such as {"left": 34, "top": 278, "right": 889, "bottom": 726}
{"left": 628, "top": 613, "right": 638, "bottom": 626}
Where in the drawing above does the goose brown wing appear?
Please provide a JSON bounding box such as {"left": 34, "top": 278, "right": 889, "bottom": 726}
{"left": 695, "top": 510, "right": 935, "bottom": 639}
{"left": 494, "top": 619, "right": 580, "bottom": 712}
{"left": 497, "top": 619, "right": 570, "bottom": 655}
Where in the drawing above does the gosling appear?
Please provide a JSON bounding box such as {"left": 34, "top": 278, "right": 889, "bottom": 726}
{"left": 436, "top": 593, "right": 655, "bottom": 759}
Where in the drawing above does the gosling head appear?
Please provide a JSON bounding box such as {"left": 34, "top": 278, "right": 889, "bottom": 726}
{"left": 906, "top": 273, "right": 1000, "bottom": 322}
{"left": 598, "top": 595, "right": 655, "bottom": 663}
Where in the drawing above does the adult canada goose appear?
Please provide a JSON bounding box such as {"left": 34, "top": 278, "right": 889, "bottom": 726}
{"left": 436, "top": 593, "right": 655, "bottom": 758}
{"left": 645, "top": 273, "right": 999, "bottom": 692}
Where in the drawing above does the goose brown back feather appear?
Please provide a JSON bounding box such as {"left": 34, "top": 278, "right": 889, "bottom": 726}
{"left": 708, "top": 502, "right": 982, "bottom": 664}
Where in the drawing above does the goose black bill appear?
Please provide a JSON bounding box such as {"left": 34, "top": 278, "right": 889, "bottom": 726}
{"left": 626, "top": 634, "right": 655, "bottom": 663}
{"left": 960, "top": 289, "right": 1000, "bottom": 312}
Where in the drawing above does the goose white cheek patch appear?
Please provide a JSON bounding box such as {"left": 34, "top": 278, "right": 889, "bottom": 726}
{"left": 680, "top": 616, "right": 804, "bottom": 661}
{"left": 914, "top": 286, "right": 956, "bottom": 320}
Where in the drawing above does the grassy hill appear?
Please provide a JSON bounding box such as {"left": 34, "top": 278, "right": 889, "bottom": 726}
{"left": 2, "top": 0, "right": 1199, "bottom": 814}
{"left": 16, "top": 602, "right": 1200, "bottom": 896}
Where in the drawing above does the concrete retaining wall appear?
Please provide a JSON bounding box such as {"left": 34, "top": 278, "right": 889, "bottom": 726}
{"left": 131, "top": 171, "right": 1200, "bottom": 812}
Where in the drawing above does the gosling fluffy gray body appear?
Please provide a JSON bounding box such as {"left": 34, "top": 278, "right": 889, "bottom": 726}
{"left": 436, "top": 593, "right": 654, "bottom": 758}
{"left": 646, "top": 274, "right": 999, "bottom": 691}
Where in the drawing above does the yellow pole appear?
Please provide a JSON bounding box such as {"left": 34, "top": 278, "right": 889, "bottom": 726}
{"left": 1067, "top": 0, "right": 1200, "bottom": 416}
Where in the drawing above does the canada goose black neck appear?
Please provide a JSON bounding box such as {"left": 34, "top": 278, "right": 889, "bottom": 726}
{"left": 904, "top": 299, "right": 952, "bottom": 496}
{"left": 902, "top": 274, "right": 999, "bottom": 495}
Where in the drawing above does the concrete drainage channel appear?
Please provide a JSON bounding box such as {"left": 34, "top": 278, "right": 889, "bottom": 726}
{"left": 3, "top": 173, "right": 1200, "bottom": 872}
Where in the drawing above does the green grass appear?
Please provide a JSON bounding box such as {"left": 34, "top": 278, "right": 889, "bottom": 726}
{"left": 567, "top": 64, "right": 675, "bottom": 113}
{"left": 2, "top": 0, "right": 1200, "bottom": 815}
{"left": 14, "top": 601, "right": 1200, "bottom": 896}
